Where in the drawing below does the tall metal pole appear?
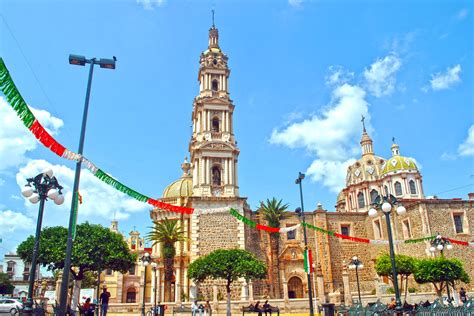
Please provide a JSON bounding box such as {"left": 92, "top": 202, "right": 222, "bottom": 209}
{"left": 142, "top": 267, "right": 148, "bottom": 316}
{"left": 355, "top": 264, "right": 361, "bottom": 304}
{"left": 24, "top": 197, "right": 46, "bottom": 315}
{"left": 96, "top": 269, "right": 101, "bottom": 316}
{"left": 58, "top": 60, "right": 95, "bottom": 316}
{"left": 384, "top": 213, "right": 402, "bottom": 315}
{"left": 297, "top": 173, "right": 314, "bottom": 316}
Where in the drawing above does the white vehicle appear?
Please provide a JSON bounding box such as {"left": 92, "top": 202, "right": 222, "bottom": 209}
{"left": 0, "top": 298, "right": 23, "bottom": 315}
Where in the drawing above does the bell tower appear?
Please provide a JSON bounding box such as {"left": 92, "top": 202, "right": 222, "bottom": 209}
{"left": 189, "top": 22, "right": 240, "bottom": 197}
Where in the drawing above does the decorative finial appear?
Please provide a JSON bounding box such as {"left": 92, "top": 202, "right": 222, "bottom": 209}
{"left": 361, "top": 114, "right": 366, "bottom": 132}
{"left": 392, "top": 136, "right": 396, "bottom": 144}
{"left": 212, "top": 9, "right": 215, "bottom": 27}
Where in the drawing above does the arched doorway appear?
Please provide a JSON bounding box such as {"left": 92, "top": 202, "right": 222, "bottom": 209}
{"left": 287, "top": 276, "right": 303, "bottom": 299}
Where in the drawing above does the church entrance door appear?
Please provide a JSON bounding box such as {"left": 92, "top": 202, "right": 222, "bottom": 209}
{"left": 288, "top": 276, "right": 303, "bottom": 299}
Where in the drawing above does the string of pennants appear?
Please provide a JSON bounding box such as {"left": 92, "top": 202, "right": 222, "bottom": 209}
{"left": 0, "top": 58, "right": 193, "bottom": 215}
{"left": 229, "top": 208, "right": 474, "bottom": 248}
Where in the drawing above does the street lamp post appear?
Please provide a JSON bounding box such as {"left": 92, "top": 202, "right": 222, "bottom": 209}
{"left": 21, "top": 169, "right": 64, "bottom": 316}
{"left": 151, "top": 262, "right": 158, "bottom": 315}
{"left": 58, "top": 54, "right": 116, "bottom": 316}
{"left": 429, "top": 234, "right": 453, "bottom": 302}
{"left": 368, "top": 194, "right": 406, "bottom": 315}
{"left": 141, "top": 253, "right": 152, "bottom": 316}
{"left": 295, "top": 172, "right": 314, "bottom": 316}
{"left": 348, "top": 256, "right": 364, "bottom": 305}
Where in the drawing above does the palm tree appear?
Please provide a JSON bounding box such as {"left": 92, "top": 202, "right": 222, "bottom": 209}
{"left": 147, "top": 218, "right": 187, "bottom": 302}
{"left": 258, "top": 198, "right": 290, "bottom": 299}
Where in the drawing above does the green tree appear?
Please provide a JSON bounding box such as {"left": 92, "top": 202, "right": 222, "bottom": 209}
{"left": 188, "top": 249, "right": 266, "bottom": 316}
{"left": 413, "top": 257, "right": 470, "bottom": 298}
{"left": 375, "top": 253, "right": 416, "bottom": 299}
{"left": 147, "top": 218, "right": 187, "bottom": 302}
{"left": 257, "top": 198, "right": 289, "bottom": 298}
{"left": 17, "top": 222, "right": 135, "bottom": 309}
{"left": 0, "top": 272, "right": 14, "bottom": 295}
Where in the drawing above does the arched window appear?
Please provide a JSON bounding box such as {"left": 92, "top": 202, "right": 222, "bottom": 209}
{"left": 370, "top": 189, "right": 378, "bottom": 203}
{"left": 409, "top": 180, "right": 417, "bottom": 194}
{"left": 211, "top": 166, "right": 221, "bottom": 185}
{"left": 212, "top": 79, "right": 219, "bottom": 91}
{"left": 384, "top": 185, "right": 389, "bottom": 195}
{"left": 212, "top": 117, "right": 219, "bottom": 132}
{"left": 357, "top": 192, "right": 365, "bottom": 208}
{"left": 126, "top": 288, "right": 136, "bottom": 303}
{"left": 394, "top": 181, "right": 403, "bottom": 196}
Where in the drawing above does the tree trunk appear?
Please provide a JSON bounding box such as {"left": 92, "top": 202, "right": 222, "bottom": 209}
{"left": 404, "top": 276, "right": 409, "bottom": 302}
{"left": 226, "top": 280, "right": 232, "bottom": 316}
{"left": 165, "top": 257, "right": 174, "bottom": 302}
{"left": 71, "top": 268, "right": 86, "bottom": 313}
{"left": 270, "top": 234, "right": 281, "bottom": 299}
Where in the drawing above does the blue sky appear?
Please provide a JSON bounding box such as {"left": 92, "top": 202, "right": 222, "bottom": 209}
{"left": 0, "top": 0, "right": 473, "bottom": 260}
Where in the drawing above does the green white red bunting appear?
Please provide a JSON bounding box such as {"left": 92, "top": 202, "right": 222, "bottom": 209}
{"left": 304, "top": 249, "right": 313, "bottom": 274}
{"left": 0, "top": 58, "right": 192, "bottom": 215}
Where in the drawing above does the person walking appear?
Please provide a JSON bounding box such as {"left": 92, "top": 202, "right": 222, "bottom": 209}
{"left": 99, "top": 288, "right": 110, "bottom": 316}
{"left": 460, "top": 288, "right": 467, "bottom": 304}
{"left": 205, "top": 300, "right": 212, "bottom": 316}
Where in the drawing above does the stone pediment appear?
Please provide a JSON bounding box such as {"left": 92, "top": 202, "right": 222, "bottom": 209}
{"left": 199, "top": 142, "right": 235, "bottom": 151}
{"left": 279, "top": 244, "right": 304, "bottom": 261}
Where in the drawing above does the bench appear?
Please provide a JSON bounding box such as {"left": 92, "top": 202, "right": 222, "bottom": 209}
{"left": 241, "top": 306, "right": 280, "bottom": 316}
{"left": 172, "top": 305, "right": 193, "bottom": 316}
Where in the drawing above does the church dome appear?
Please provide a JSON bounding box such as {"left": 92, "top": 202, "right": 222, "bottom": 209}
{"left": 381, "top": 156, "right": 418, "bottom": 176}
{"left": 162, "top": 159, "right": 193, "bottom": 199}
{"left": 381, "top": 143, "right": 418, "bottom": 176}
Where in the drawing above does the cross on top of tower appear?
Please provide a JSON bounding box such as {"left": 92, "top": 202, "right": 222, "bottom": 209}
{"left": 392, "top": 136, "right": 396, "bottom": 144}
{"left": 212, "top": 9, "right": 215, "bottom": 27}
{"left": 361, "top": 114, "right": 366, "bottom": 132}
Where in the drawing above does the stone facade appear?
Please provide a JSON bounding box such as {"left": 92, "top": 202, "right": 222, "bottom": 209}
{"left": 100, "top": 22, "right": 474, "bottom": 308}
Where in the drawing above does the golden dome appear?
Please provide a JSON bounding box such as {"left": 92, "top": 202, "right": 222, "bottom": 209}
{"left": 381, "top": 156, "right": 418, "bottom": 175}
{"left": 162, "top": 177, "right": 193, "bottom": 198}
{"left": 161, "top": 158, "right": 193, "bottom": 199}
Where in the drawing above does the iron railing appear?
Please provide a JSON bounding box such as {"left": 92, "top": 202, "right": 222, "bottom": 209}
{"left": 333, "top": 298, "right": 474, "bottom": 316}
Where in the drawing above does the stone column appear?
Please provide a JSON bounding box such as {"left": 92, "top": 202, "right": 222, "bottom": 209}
{"left": 374, "top": 277, "right": 382, "bottom": 300}
{"left": 240, "top": 279, "right": 248, "bottom": 301}
{"left": 213, "top": 285, "right": 219, "bottom": 311}
{"left": 55, "top": 271, "right": 62, "bottom": 303}
{"left": 175, "top": 268, "right": 181, "bottom": 303}
{"left": 248, "top": 280, "right": 254, "bottom": 304}
{"left": 183, "top": 268, "right": 188, "bottom": 302}
{"left": 116, "top": 272, "right": 123, "bottom": 303}
{"left": 342, "top": 263, "right": 352, "bottom": 305}
{"left": 282, "top": 279, "right": 289, "bottom": 312}
{"left": 316, "top": 264, "right": 326, "bottom": 303}
{"left": 156, "top": 269, "right": 161, "bottom": 303}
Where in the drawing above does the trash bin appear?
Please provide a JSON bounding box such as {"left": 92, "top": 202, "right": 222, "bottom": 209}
{"left": 156, "top": 304, "right": 166, "bottom": 316}
{"left": 322, "top": 303, "right": 335, "bottom": 316}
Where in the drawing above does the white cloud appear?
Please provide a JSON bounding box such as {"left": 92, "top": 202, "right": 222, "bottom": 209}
{"left": 325, "top": 65, "right": 354, "bottom": 86}
{"left": 458, "top": 125, "right": 474, "bottom": 157}
{"left": 430, "top": 64, "right": 462, "bottom": 91}
{"left": 289, "top": 0, "right": 303, "bottom": 7}
{"left": 136, "top": 0, "right": 165, "bottom": 10}
{"left": 16, "top": 160, "right": 149, "bottom": 226}
{"left": 441, "top": 152, "right": 457, "bottom": 161}
{"left": 0, "top": 210, "right": 35, "bottom": 233}
{"left": 0, "top": 97, "right": 63, "bottom": 173}
{"left": 270, "top": 83, "right": 370, "bottom": 192}
{"left": 456, "top": 8, "right": 469, "bottom": 20}
{"left": 0, "top": 178, "right": 4, "bottom": 186}
{"left": 363, "top": 54, "right": 402, "bottom": 97}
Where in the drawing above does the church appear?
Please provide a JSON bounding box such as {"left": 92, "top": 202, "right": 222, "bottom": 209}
{"left": 100, "top": 22, "right": 474, "bottom": 309}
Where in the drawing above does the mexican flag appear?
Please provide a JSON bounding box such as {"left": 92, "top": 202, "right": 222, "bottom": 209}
{"left": 304, "top": 249, "right": 314, "bottom": 274}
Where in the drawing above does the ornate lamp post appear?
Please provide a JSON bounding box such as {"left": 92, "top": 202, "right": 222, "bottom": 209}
{"left": 151, "top": 262, "right": 158, "bottom": 315}
{"left": 429, "top": 234, "right": 453, "bottom": 302}
{"left": 368, "top": 194, "right": 406, "bottom": 315}
{"left": 348, "top": 256, "right": 364, "bottom": 304}
{"left": 58, "top": 54, "right": 116, "bottom": 316}
{"left": 21, "top": 169, "right": 64, "bottom": 315}
{"left": 141, "top": 253, "right": 152, "bottom": 316}
{"left": 295, "top": 172, "right": 314, "bottom": 316}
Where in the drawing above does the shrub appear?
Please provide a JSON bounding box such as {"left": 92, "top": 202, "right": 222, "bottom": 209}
{"left": 408, "top": 287, "right": 417, "bottom": 293}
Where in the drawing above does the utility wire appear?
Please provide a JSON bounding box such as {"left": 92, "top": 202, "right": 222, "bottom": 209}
{"left": 0, "top": 14, "right": 70, "bottom": 138}
{"left": 433, "top": 183, "right": 473, "bottom": 196}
